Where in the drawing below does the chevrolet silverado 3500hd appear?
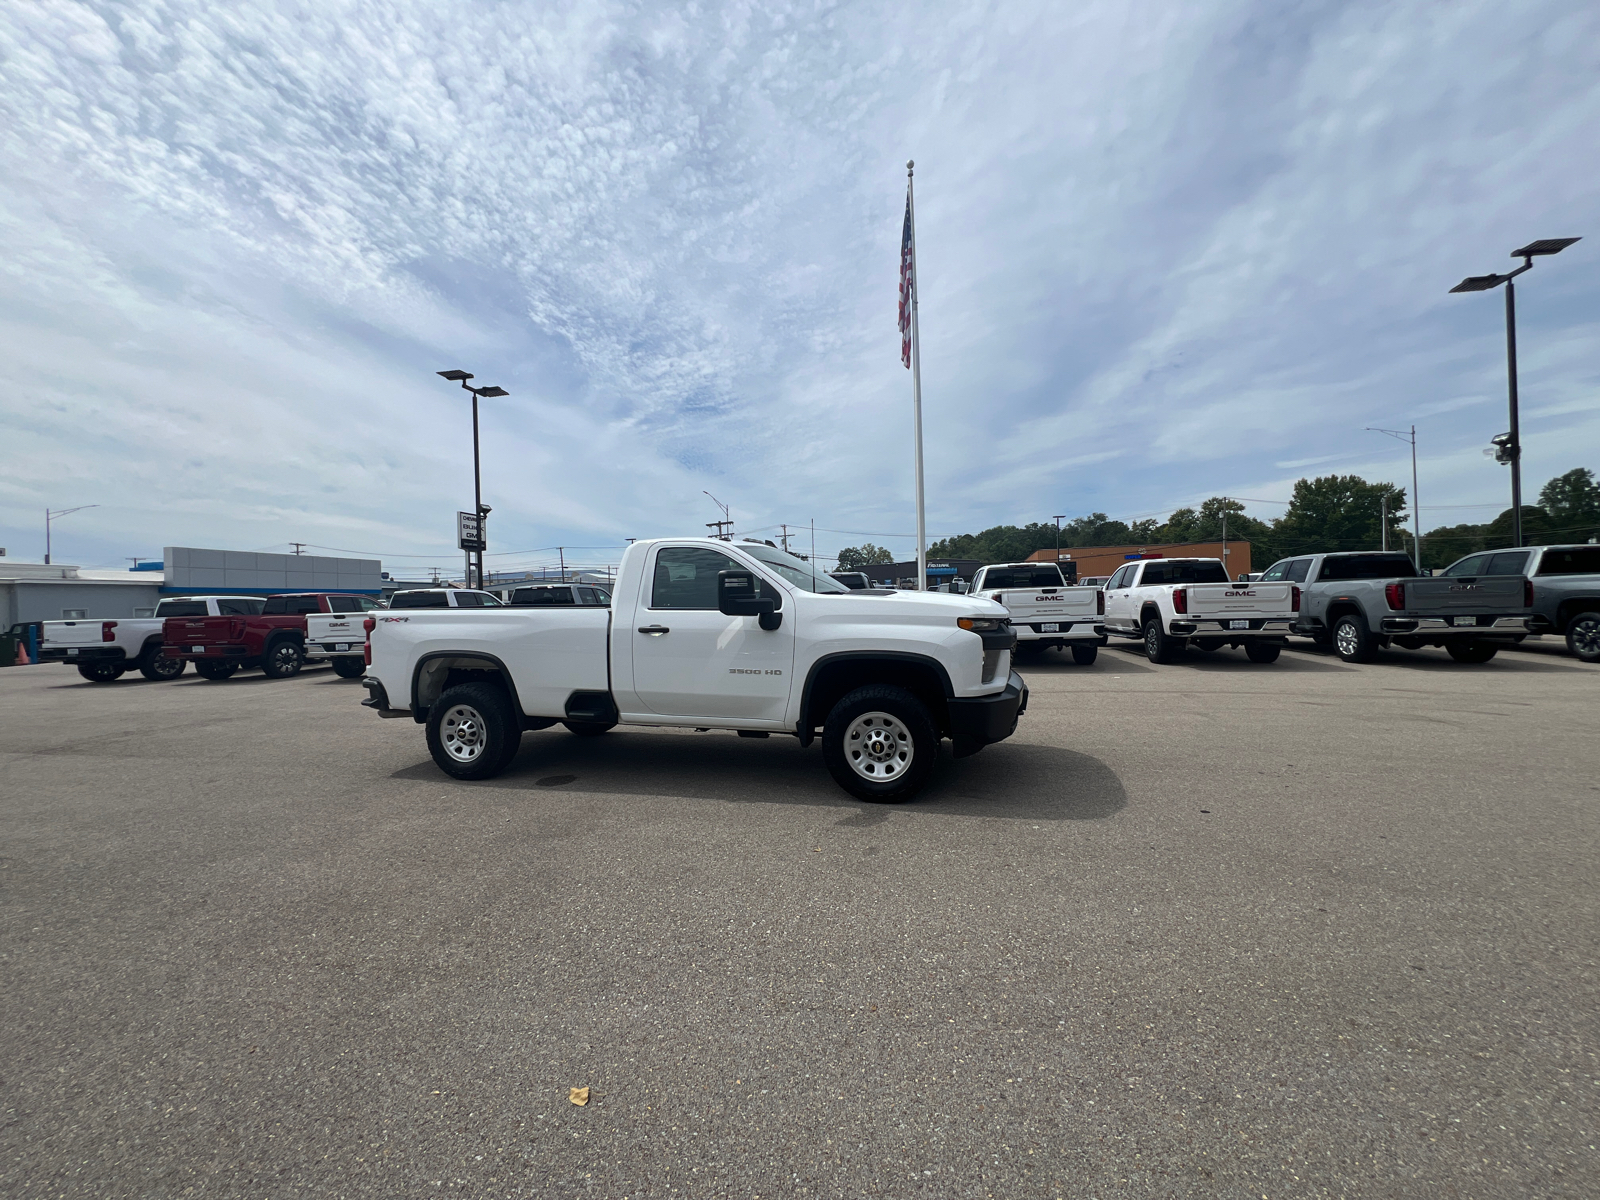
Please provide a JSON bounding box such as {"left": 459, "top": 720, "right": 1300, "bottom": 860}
{"left": 362, "top": 537, "right": 1026, "bottom": 802}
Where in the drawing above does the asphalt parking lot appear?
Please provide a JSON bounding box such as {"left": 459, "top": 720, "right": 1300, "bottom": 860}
{"left": 2, "top": 641, "right": 1596, "bottom": 1199}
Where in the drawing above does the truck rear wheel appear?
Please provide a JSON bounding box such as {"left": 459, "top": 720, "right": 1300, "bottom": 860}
{"left": 427, "top": 683, "right": 522, "bottom": 780}
{"left": 195, "top": 661, "right": 239, "bottom": 680}
{"left": 138, "top": 647, "right": 185, "bottom": 680}
{"left": 1332, "top": 614, "right": 1377, "bottom": 663}
{"left": 1245, "top": 641, "right": 1281, "bottom": 664}
{"left": 822, "top": 685, "right": 938, "bottom": 803}
{"left": 1070, "top": 643, "right": 1098, "bottom": 666}
{"left": 1143, "top": 618, "right": 1185, "bottom": 664}
{"left": 260, "top": 639, "right": 303, "bottom": 679}
{"left": 77, "top": 662, "right": 124, "bottom": 682}
{"left": 1566, "top": 611, "right": 1600, "bottom": 663}
{"left": 1446, "top": 640, "right": 1498, "bottom": 664}
{"left": 331, "top": 657, "right": 366, "bottom": 679}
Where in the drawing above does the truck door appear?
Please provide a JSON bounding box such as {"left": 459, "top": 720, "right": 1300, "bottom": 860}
{"left": 1102, "top": 564, "right": 1136, "bottom": 631}
{"left": 629, "top": 545, "right": 795, "bottom": 721}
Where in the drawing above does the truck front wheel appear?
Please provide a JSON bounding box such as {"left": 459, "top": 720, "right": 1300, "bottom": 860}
{"left": 427, "top": 683, "right": 522, "bottom": 780}
{"left": 77, "top": 662, "right": 124, "bottom": 682}
{"left": 1446, "top": 640, "right": 1498, "bottom": 664}
{"left": 822, "top": 685, "right": 938, "bottom": 803}
{"left": 138, "top": 647, "right": 185, "bottom": 680}
{"left": 260, "top": 639, "right": 304, "bottom": 679}
{"left": 1566, "top": 611, "right": 1600, "bottom": 663}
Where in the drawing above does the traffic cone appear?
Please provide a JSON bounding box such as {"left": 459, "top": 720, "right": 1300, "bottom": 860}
{"left": 16, "top": 641, "right": 31, "bottom": 665}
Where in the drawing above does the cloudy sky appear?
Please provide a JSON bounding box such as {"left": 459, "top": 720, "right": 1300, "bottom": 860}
{"left": 2, "top": 0, "right": 1596, "bottom": 576}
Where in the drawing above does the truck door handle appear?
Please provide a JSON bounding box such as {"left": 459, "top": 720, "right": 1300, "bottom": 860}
{"left": 637, "top": 625, "right": 670, "bottom": 636}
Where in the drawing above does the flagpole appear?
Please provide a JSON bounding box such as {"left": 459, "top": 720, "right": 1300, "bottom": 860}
{"left": 907, "top": 160, "right": 927, "bottom": 591}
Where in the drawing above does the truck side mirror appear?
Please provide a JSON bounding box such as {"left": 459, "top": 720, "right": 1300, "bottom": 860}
{"left": 717, "top": 570, "right": 782, "bottom": 630}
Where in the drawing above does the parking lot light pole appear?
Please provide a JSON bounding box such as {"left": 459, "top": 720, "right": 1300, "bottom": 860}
{"left": 1450, "top": 237, "right": 1580, "bottom": 548}
{"left": 437, "top": 371, "right": 509, "bottom": 588}
{"left": 1053, "top": 515, "right": 1065, "bottom": 567}
{"left": 45, "top": 504, "right": 99, "bottom": 566}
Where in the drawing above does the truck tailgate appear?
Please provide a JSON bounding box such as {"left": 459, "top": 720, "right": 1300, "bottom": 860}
{"left": 1405, "top": 577, "right": 1526, "bottom": 616}
{"left": 307, "top": 614, "right": 363, "bottom": 650}
{"left": 1187, "top": 582, "right": 1294, "bottom": 617}
{"left": 43, "top": 620, "right": 111, "bottom": 649}
{"left": 994, "top": 589, "right": 1097, "bottom": 622}
{"left": 165, "top": 615, "right": 241, "bottom": 650}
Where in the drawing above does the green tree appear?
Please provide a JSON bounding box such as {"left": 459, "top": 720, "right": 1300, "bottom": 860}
{"left": 1271, "top": 475, "right": 1407, "bottom": 557}
{"left": 834, "top": 543, "right": 894, "bottom": 570}
{"left": 1538, "top": 467, "right": 1600, "bottom": 542}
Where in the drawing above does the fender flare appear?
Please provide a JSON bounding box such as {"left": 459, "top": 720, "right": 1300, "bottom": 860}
{"left": 410, "top": 650, "right": 526, "bottom": 723}
{"left": 797, "top": 651, "right": 955, "bottom": 747}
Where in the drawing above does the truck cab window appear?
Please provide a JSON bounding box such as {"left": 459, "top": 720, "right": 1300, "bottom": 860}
{"left": 1258, "top": 561, "right": 1290, "bottom": 582}
{"left": 1484, "top": 552, "right": 1531, "bottom": 576}
{"left": 652, "top": 547, "right": 743, "bottom": 609}
{"left": 1285, "top": 560, "right": 1311, "bottom": 583}
{"left": 217, "top": 600, "right": 256, "bottom": 616}
{"left": 1441, "top": 554, "right": 1490, "bottom": 578}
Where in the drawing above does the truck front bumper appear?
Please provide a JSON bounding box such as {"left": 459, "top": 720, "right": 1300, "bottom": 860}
{"left": 40, "top": 646, "right": 126, "bottom": 664}
{"left": 946, "top": 671, "right": 1028, "bottom": 759}
{"left": 1380, "top": 616, "right": 1529, "bottom": 637}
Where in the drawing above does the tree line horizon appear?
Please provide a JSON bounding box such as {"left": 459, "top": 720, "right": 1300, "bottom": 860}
{"left": 833, "top": 467, "right": 1600, "bottom": 573}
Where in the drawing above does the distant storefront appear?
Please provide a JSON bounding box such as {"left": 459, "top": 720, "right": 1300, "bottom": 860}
{"left": 1027, "top": 540, "right": 1252, "bottom": 581}
{"left": 857, "top": 559, "right": 984, "bottom": 589}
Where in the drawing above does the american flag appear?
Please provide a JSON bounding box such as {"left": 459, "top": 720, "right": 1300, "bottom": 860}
{"left": 898, "top": 192, "right": 914, "bottom": 368}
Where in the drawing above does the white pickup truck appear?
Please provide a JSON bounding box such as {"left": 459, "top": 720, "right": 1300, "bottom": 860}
{"left": 304, "top": 596, "right": 386, "bottom": 678}
{"left": 1101, "top": 557, "right": 1295, "bottom": 663}
{"left": 968, "top": 562, "right": 1105, "bottom": 664}
{"left": 39, "top": 595, "right": 265, "bottom": 681}
{"left": 362, "top": 537, "right": 1027, "bottom": 802}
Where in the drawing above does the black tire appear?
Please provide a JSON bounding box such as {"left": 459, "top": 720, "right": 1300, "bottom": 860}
{"left": 138, "top": 646, "right": 185, "bottom": 681}
{"left": 1070, "top": 643, "right": 1098, "bottom": 666}
{"left": 331, "top": 657, "right": 366, "bottom": 679}
{"left": 77, "top": 662, "right": 124, "bottom": 683}
{"left": 1143, "top": 618, "right": 1185, "bottom": 664}
{"left": 1011, "top": 643, "right": 1043, "bottom": 662}
{"left": 1331, "top": 613, "right": 1378, "bottom": 663}
{"left": 821, "top": 684, "right": 939, "bottom": 803}
{"left": 426, "top": 683, "right": 522, "bottom": 780}
{"left": 1245, "top": 641, "right": 1282, "bottom": 664}
{"left": 1446, "top": 640, "right": 1498, "bottom": 664}
{"left": 1565, "top": 611, "right": 1600, "bottom": 663}
{"left": 1193, "top": 639, "right": 1222, "bottom": 652}
{"left": 259, "top": 638, "right": 303, "bottom": 679}
{"left": 195, "top": 660, "right": 239, "bottom": 681}
{"left": 562, "top": 720, "right": 616, "bottom": 736}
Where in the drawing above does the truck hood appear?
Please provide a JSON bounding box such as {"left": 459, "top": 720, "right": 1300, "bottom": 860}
{"left": 809, "top": 589, "right": 1008, "bottom": 618}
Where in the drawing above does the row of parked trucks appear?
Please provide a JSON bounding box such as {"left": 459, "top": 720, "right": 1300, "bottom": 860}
{"left": 31, "top": 537, "right": 1597, "bottom": 804}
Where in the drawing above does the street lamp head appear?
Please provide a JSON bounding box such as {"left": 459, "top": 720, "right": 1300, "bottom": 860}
{"left": 437, "top": 369, "right": 473, "bottom": 382}
{"left": 476, "top": 385, "right": 509, "bottom": 398}
{"left": 478, "top": 503, "right": 492, "bottom": 515}
{"left": 1450, "top": 274, "right": 1508, "bottom": 293}
{"left": 1511, "top": 237, "right": 1580, "bottom": 258}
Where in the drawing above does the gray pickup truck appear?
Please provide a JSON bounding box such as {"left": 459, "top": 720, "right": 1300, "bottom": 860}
{"left": 1259, "top": 551, "right": 1531, "bottom": 663}
{"left": 1436, "top": 544, "right": 1600, "bottom": 663}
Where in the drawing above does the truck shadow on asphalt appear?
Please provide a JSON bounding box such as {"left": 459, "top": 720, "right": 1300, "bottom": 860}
{"left": 1279, "top": 642, "right": 1581, "bottom": 673}
{"left": 1037, "top": 645, "right": 1352, "bottom": 672}
{"left": 390, "top": 734, "right": 1127, "bottom": 824}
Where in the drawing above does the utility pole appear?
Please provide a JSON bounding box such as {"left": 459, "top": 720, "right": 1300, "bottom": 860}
{"left": 1221, "top": 507, "right": 1229, "bottom": 578}
{"left": 559, "top": 547, "right": 566, "bottom": 579}
{"left": 779, "top": 524, "right": 792, "bottom": 553}
{"left": 290, "top": 542, "right": 306, "bottom": 556}
{"left": 1381, "top": 497, "right": 1388, "bottom": 551}
{"left": 1053, "top": 515, "right": 1066, "bottom": 564}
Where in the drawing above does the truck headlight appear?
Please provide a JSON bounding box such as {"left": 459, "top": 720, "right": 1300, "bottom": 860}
{"left": 957, "top": 616, "right": 1006, "bottom": 632}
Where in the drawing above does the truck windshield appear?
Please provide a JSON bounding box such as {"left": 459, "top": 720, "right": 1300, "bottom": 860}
{"left": 1317, "top": 554, "right": 1420, "bottom": 581}
{"left": 982, "top": 568, "right": 1064, "bottom": 588}
{"left": 740, "top": 544, "right": 848, "bottom": 593}
{"left": 157, "top": 600, "right": 208, "bottom": 617}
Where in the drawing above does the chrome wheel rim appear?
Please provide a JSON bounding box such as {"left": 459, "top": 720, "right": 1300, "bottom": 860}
{"left": 272, "top": 645, "right": 298, "bottom": 669}
{"left": 844, "top": 711, "right": 912, "bottom": 781}
{"left": 1573, "top": 618, "right": 1600, "bottom": 658}
{"left": 1145, "top": 625, "right": 1159, "bottom": 657}
{"left": 440, "top": 704, "right": 489, "bottom": 763}
{"left": 1335, "top": 621, "right": 1359, "bottom": 658}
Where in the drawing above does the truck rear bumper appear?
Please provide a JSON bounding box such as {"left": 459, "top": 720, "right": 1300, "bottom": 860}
{"left": 165, "top": 644, "right": 252, "bottom": 660}
{"left": 1169, "top": 618, "right": 1291, "bottom": 637}
{"left": 1015, "top": 622, "right": 1104, "bottom": 642}
{"left": 947, "top": 671, "right": 1028, "bottom": 758}
{"left": 361, "top": 677, "right": 412, "bottom": 718}
{"left": 40, "top": 646, "right": 126, "bottom": 663}
{"left": 1380, "top": 616, "right": 1529, "bottom": 636}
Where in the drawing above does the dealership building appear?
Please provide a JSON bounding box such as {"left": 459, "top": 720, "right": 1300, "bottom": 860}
{"left": 2, "top": 547, "right": 381, "bottom": 629}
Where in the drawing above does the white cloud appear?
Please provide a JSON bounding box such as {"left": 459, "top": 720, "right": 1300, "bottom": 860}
{"left": 1, "top": 0, "right": 1597, "bottom": 573}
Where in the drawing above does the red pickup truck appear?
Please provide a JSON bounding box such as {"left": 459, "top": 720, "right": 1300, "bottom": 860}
{"left": 163, "top": 593, "right": 375, "bottom": 681}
